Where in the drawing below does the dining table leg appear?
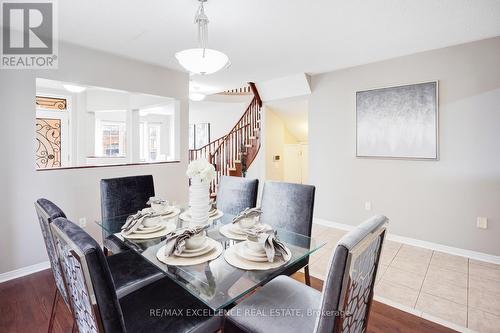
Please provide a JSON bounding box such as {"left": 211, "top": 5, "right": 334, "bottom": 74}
{"left": 304, "top": 266, "right": 311, "bottom": 286}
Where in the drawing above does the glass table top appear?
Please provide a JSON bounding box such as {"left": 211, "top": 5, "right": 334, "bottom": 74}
{"left": 96, "top": 208, "right": 325, "bottom": 311}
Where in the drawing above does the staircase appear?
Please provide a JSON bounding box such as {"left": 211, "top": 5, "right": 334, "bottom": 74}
{"left": 188, "top": 82, "right": 262, "bottom": 195}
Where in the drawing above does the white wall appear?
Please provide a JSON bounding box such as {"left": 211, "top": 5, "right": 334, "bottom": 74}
{"left": 309, "top": 37, "right": 500, "bottom": 256}
{"left": 264, "top": 107, "right": 299, "bottom": 181}
{"left": 0, "top": 42, "right": 189, "bottom": 274}
{"left": 189, "top": 100, "right": 248, "bottom": 141}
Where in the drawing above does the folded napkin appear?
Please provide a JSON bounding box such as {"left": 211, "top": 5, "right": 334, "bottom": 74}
{"left": 232, "top": 207, "right": 263, "bottom": 224}
{"left": 163, "top": 225, "right": 209, "bottom": 258}
{"left": 245, "top": 228, "right": 289, "bottom": 263}
{"left": 147, "top": 197, "right": 167, "bottom": 205}
{"left": 121, "top": 209, "right": 154, "bottom": 235}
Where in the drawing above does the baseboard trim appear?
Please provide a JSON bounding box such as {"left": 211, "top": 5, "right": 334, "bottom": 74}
{"left": 313, "top": 218, "right": 500, "bottom": 265}
{"left": 0, "top": 261, "right": 50, "bottom": 284}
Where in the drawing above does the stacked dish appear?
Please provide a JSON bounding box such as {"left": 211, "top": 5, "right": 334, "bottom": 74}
{"left": 156, "top": 233, "right": 223, "bottom": 266}
{"left": 224, "top": 239, "right": 292, "bottom": 271}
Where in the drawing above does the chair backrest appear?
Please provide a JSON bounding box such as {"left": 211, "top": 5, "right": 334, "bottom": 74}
{"left": 51, "top": 217, "right": 126, "bottom": 333}
{"left": 314, "top": 215, "right": 388, "bottom": 333}
{"left": 34, "top": 199, "right": 69, "bottom": 306}
{"left": 216, "top": 176, "right": 259, "bottom": 215}
{"left": 100, "top": 174, "right": 155, "bottom": 221}
{"left": 259, "top": 181, "right": 315, "bottom": 237}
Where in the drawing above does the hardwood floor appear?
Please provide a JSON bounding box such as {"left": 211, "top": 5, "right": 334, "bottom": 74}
{"left": 0, "top": 269, "right": 457, "bottom": 333}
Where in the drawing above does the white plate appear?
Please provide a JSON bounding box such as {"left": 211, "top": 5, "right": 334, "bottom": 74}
{"left": 160, "top": 207, "right": 181, "bottom": 218}
{"left": 236, "top": 246, "right": 268, "bottom": 262}
{"left": 244, "top": 242, "right": 267, "bottom": 258}
{"left": 177, "top": 243, "right": 213, "bottom": 258}
{"left": 183, "top": 241, "right": 209, "bottom": 253}
{"left": 179, "top": 209, "right": 224, "bottom": 222}
{"left": 229, "top": 223, "right": 247, "bottom": 235}
{"left": 134, "top": 224, "right": 165, "bottom": 234}
{"left": 156, "top": 238, "right": 223, "bottom": 266}
{"left": 224, "top": 242, "right": 292, "bottom": 271}
{"left": 120, "top": 222, "right": 176, "bottom": 240}
{"left": 219, "top": 224, "right": 247, "bottom": 240}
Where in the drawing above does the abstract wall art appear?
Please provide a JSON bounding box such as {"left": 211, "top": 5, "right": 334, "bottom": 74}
{"left": 356, "top": 81, "right": 438, "bottom": 159}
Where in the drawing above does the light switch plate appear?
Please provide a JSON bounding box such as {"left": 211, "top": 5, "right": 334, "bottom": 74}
{"left": 476, "top": 217, "right": 488, "bottom": 229}
{"left": 365, "top": 201, "right": 372, "bottom": 211}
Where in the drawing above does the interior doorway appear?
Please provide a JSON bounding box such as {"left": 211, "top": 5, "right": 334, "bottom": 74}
{"left": 283, "top": 143, "right": 308, "bottom": 184}
{"left": 264, "top": 98, "right": 309, "bottom": 184}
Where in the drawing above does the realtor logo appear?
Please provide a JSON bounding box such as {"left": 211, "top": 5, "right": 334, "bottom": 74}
{"left": 1, "top": 0, "right": 58, "bottom": 69}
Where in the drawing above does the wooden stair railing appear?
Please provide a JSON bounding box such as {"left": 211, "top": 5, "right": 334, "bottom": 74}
{"left": 188, "top": 82, "right": 262, "bottom": 195}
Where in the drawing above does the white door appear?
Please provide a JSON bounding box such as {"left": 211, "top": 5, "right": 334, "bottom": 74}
{"left": 283, "top": 143, "right": 309, "bottom": 184}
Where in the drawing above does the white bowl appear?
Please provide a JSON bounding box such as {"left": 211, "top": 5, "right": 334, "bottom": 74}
{"left": 185, "top": 232, "right": 207, "bottom": 250}
{"left": 151, "top": 202, "right": 168, "bottom": 214}
{"left": 239, "top": 217, "right": 257, "bottom": 229}
{"left": 142, "top": 216, "right": 161, "bottom": 227}
{"left": 246, "top": 239, "right": 265, "bottom": 253}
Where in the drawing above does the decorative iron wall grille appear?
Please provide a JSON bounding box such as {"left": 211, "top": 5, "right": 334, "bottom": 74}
{"left": 36, "top": 96, "right": 67, "bottom": 110}
{"left": 36, "top": 118, "right": 61, "bottom": 169}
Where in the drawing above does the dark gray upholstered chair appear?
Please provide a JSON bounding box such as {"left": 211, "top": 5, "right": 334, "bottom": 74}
{"left": 35, "top": 199, "right": 72, "bottom": 332}
{"left": 216, "top": 176, "right": 259, "bottom": 215}
{"left": 51, "top": 217, "right": 222, "bottom": 333}
{"left": 36, "top": 198, "right": 162, "bottom": 301}
{"left": 100, "top": 175, "right": 155, "bottom": 255}
{"left": 259, "top": 181, "right": 316, "bottom": 285}
{"left": 224, "top": 215, "right": 388, "bottom": 333}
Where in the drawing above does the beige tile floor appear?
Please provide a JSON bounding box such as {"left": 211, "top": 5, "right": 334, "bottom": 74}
{"left": 310, "top": 223, "right": 500, "bottom": 333}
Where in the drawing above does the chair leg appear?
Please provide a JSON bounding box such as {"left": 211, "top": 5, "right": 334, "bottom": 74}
{"left": 47, "top": 289, "right": 59, "bottom": 333}
{"left": 304, "top": 266, "right": 311, "bottom": 286}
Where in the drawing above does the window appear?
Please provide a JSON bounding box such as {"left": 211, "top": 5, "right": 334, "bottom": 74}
{"left": 189, "top": 123, "right": 211, "bottom": 149}
{"left": 148, "top": 124, "right": 161, "bottom": 160}
{"left": 140, "top": 122, "right": 162, "bottom": 161}
{"left": 96, "top": 121, "right": 126, "bottom": 157}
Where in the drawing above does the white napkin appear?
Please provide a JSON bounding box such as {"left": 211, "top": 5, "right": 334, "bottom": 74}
{"left": 245, "top": 228, "right": 289, "bottom": 263}
{"left": 121, "top": 210, "right": 154, "bottom": 235}
{"left": 232, "top": 207, "right": 263, "bottom": 224}
{"left": 163, "top": 225, "right": 209, "bottom": 258}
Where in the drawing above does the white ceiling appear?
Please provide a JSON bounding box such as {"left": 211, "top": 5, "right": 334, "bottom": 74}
{"left": 58, "top": 0, "right": 500, "bottom": 93}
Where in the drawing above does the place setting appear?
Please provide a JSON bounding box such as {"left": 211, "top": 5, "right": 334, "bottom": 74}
{"left": 156, "top": 224, "right": 223, "bottom": 266}
{"left": 120, "top": 197, "right": 179, "bottom": 240}
{"left": 222, "top": 208, "right": 292, "bottom": 270}
{"left": 219, "top": 207, "right": 271, "bottom": 240}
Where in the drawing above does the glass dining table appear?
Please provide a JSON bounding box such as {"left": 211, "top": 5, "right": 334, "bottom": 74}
{"left": 96, "top": 208, "right": 325, "bottom": 311}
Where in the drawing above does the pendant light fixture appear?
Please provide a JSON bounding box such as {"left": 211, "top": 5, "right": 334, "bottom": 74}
{"left": 175, "top": 0, "right": 230, "bottom": 75}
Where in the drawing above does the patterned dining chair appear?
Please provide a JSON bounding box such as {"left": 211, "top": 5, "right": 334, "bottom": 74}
{"left": 216, "top": 176, "right": 259, "bottom": 215}
{"left": 36, "top": 197, "right": 162, "bottom": 300}
{"left": 100, "top": 175, "right": 155, "bottom": 255}
{"left": 50, "top": 217, "right": 222, "bottom": 333}
{"left": 34, "top": 199, "right": 72, "bottom": 333}
{"left": 259, "top": 181, "right": 316, "bottom": 285}
{"left": 224, "top": 215, "right": 388, "bottom": 333}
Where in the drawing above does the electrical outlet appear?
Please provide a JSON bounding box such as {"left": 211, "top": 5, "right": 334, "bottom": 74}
{"left": 476, "top": 217, "right": 488, "bottom": 229}
{"left": 79, "top": 217, "right": 87, "bottom": 228}
{"left": 365, "top": 201, "right": 372, "bottom": 211}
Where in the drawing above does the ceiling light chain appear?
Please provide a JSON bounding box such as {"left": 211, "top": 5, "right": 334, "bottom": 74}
{"left": 195, "top": 1, "right": 209, "bottom": 56}
{"left": 175, "top": 0, "right": 230, "bottom": 75}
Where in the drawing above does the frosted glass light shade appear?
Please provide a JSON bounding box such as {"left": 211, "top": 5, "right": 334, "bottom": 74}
{"left": 175, "top": 48, "right": 230, "bottom": 75}
{"left": 189, "top": 92, "right": 206, "bottom": 101}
